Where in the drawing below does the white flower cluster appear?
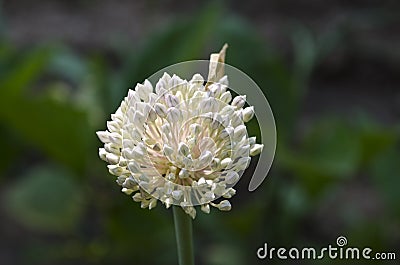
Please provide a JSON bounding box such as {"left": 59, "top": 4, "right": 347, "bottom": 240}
{"left": 97, "top": 72, "right": 263, "bottom": 218}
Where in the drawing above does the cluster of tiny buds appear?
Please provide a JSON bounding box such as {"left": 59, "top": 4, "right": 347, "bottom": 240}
{"left": 97, "top": 72, "right": 263, "bottom": 218}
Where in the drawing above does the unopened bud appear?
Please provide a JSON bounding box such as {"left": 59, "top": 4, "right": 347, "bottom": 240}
{"left": 167, "top": 107, "right": 181, "bottom": 123}
{"left": 250, "top": 144, "right": 264, "bottom": 156}
{"left": 232, "top": 95, "right": 246, "bottom": 108}
{"left": 217, "top": 200, "right": 231, "bottom": 211}
{"left": 155, "top": 103, "right": 167, "bottom": 118}
{"left": 242, "top": 106, "right": 254, "bottom": 122}
{"left": 201, "top": 204, "right": 210, "bottom": 214}
{"left": 96, "top": 131, "right": 110, "bottom": 143}
{"left": 234, "top": 125, "right": 247, "bottom": 141}
{"left": 165, "top": 94, "right": 179, "bottom": 107}
{"left": 225, "top": 171, "right": 239, "bottom": 185}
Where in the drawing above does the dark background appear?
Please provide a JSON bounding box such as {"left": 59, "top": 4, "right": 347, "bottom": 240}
{"left": 0, "top": 0, "right": 399, "bottom": 264}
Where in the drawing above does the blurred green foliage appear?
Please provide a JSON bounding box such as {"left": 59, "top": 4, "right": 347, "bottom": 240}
{"left": 0, "top": 2, "right": 399, "bottom": 265}
{"left": 5, "top": 166, "right": 84, "bottom": 233}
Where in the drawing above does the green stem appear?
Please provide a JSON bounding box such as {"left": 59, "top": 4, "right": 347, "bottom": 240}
{"left": 173, "top": 206, "right": 195, "bottom": 265}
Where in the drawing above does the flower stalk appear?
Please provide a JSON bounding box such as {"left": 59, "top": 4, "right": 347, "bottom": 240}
{"left": 173, "top": 206, "right": 195, "bottom": 265}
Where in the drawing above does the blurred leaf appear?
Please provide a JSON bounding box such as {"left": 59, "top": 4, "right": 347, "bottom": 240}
{"left": 75, "top": 56, "right": 110, "bottom": 126}
{"left": 0, "top": 126, "right": 23, "bottom": 177}
{"left": 0, "top": 47, "right": 51, "bottom": 97}
{"left": 0, "top": 44, "right": 90, "bottom": 172}
{"left": 0, "top": 3, "right": 5, "bottom": 37}
{"left": 282, "top": 119, "right": 362, "bottom": 195}
{"left": 0, "top": 42, "right": 16, "bottom": 73}
{"left": 4, "top": 166, "right": 84, "bottom": 233}
{"left": 355, "top": 114, "right": 398, "bottom": 165}
{"left": 370, "top": 142, "right": 400, "bottom": 216}
{"left": 48, "top": 46, "right": 88, "bottom": 83}
{"left": 302, "top": 120, "right": 361, "bottom": 176}
{"left": 0, "top": 95, "right": 90, "bottom": 172}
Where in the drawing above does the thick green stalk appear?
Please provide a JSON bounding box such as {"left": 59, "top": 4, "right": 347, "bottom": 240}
{"left": 173, "top": 206, "right": 195, "bottom": 265}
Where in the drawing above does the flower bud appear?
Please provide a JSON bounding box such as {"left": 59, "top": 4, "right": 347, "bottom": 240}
{"left": 199, "top": 151, "right": 213, "bottom": 166}
{"left": 132, "top": 193, "right": 142, "bottom": 202}
{"left": 225, "top": 171, "right": 239, "bottom": 185}
{"left": 220, "top": 105, "right": 235, "bottom": 116}
{"left": 220, "top": 157, "right": 232, "bottom": 168}
{"left": 163, "top": 144, "right": 174, "bottom": 157}
{"left": 169, "top": 74, "right": 183, "bottom": 90}
{"left": 135, "top": 80, "right": 153, "bottom": 101}
{"left": 172, "top": 190, "right": 183, "bottom": 200}
{"left": 167, "top": 107, "right": 181, "bottom": 123}
{"left": 234, "top": 125, "right": 247, "bottom": 141}
{"left": 99, "top": 148, "right": 107, "bottom": 160}
{"left": 218, "top": 75, "right": 229, "bottom": 86}
{"left": 191, "top": 73, "right": 204, "bottom": 84}
{"left": 222, "top": 188, "right": 236, "bottom": 198}
{"left": 250, "top": 144, "right": 264, "bottom": 156}
{"left": 201, "top": 204, "right": 210, "bottom": 214}
{"left": 133, "top": 111, "right": 145, "bottom": 125}
{"left": 203, "top": 191, "right": 215, "bottom": 201}
{"left": 108, "top": 132, "right": 122, "bottom": 146}
{"left": 236, "top": 157, "right": 251, "bottom": 171}
{"left": 178, "top": 142, "right": 190, "bottom": 157}
{"left": 242, "top": 106, "right": 254, "bottom": 122}
{"left": 210, "top": 158, "right": 220, "bottom": 170}
{"left": 107, "top": 120, "right": 120, "bottom": 132}
{"left": 236, "top": 144, "right": 250, "bottom": 157}
{"left": 148, "top": 198, "right": 157, "bottom": 210}
{"left": 122, "top": 188, "right": 134, "bottom": 195}
{"left": 220, "top": 91, "right": 232, "bottom": 103}
{"left": 197, "top": 177, "right": 207, "bottom": 186}
{"left": 217, "top": 200, "right": 231, "bottom": 211}
{"left": 165, "top": 94, "right": 179, "bottom": 107}
{"left": 220, "top": 127, "right": 233, "bottom": 140}
{"left": 189, "top": 123, "right": 201, "bottom": 136}
{"left": 232, "top": 95, "right": 246, "bottom": 108}
{"left": 141, "top": 200, "right": 150, "bottom": 208}
{"left": 155, "top": 103, "right": 167, "bottom": 118}
{"left": 164, "top": 197, "right": 173, "bottom": 209}
{"left": 248, "top": 136, "right": 256, "bottom": 145}
{"left": 178, "top": 168, "right": 190, "bottom": 179}
{"left": 127, "top": 89, "right": 139, "bottom": 103}
{"left": 106, "top": 153, "right": 119, "bottom": 164}
{"left": 147, "top": 108, "right": 157, "bottom": 122}
{"left": 231, "top": 111, "right": 243, "bottom": 127}
{"left": 128, "top": 161, "right": 141, "bottom": 173}
{"left": 96, "top": 131, "right": 110, "bottom": 143}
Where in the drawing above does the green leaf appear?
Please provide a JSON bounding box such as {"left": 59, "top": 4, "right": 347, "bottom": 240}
{"left": 0, "top": 126, "right": 23, "bottom": 177}
{"left": 370, "top": 143, "right": 400, "bottom": 216}
{"left": 4, "top": 166, "right": 85, "bottom": 233}
{"left": 0, "top": 96, "right": 90, "bottom": 173}
{"left": 0, "top": 44, "right": 90, "bottom": 172}
{"left": 302, "top": 121, "right": 361, "bottom": 176}
{"left": 48, "top": 46, "right": 88, "bottom": 83}
{"left": 0, "top": 47, "right": 51, "bottom": 97}
{"left": 281, "top": 119, "right": 362, "bottom": 195}
{"left": 356, "top": 114, "right": 398, "bottom": 165}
